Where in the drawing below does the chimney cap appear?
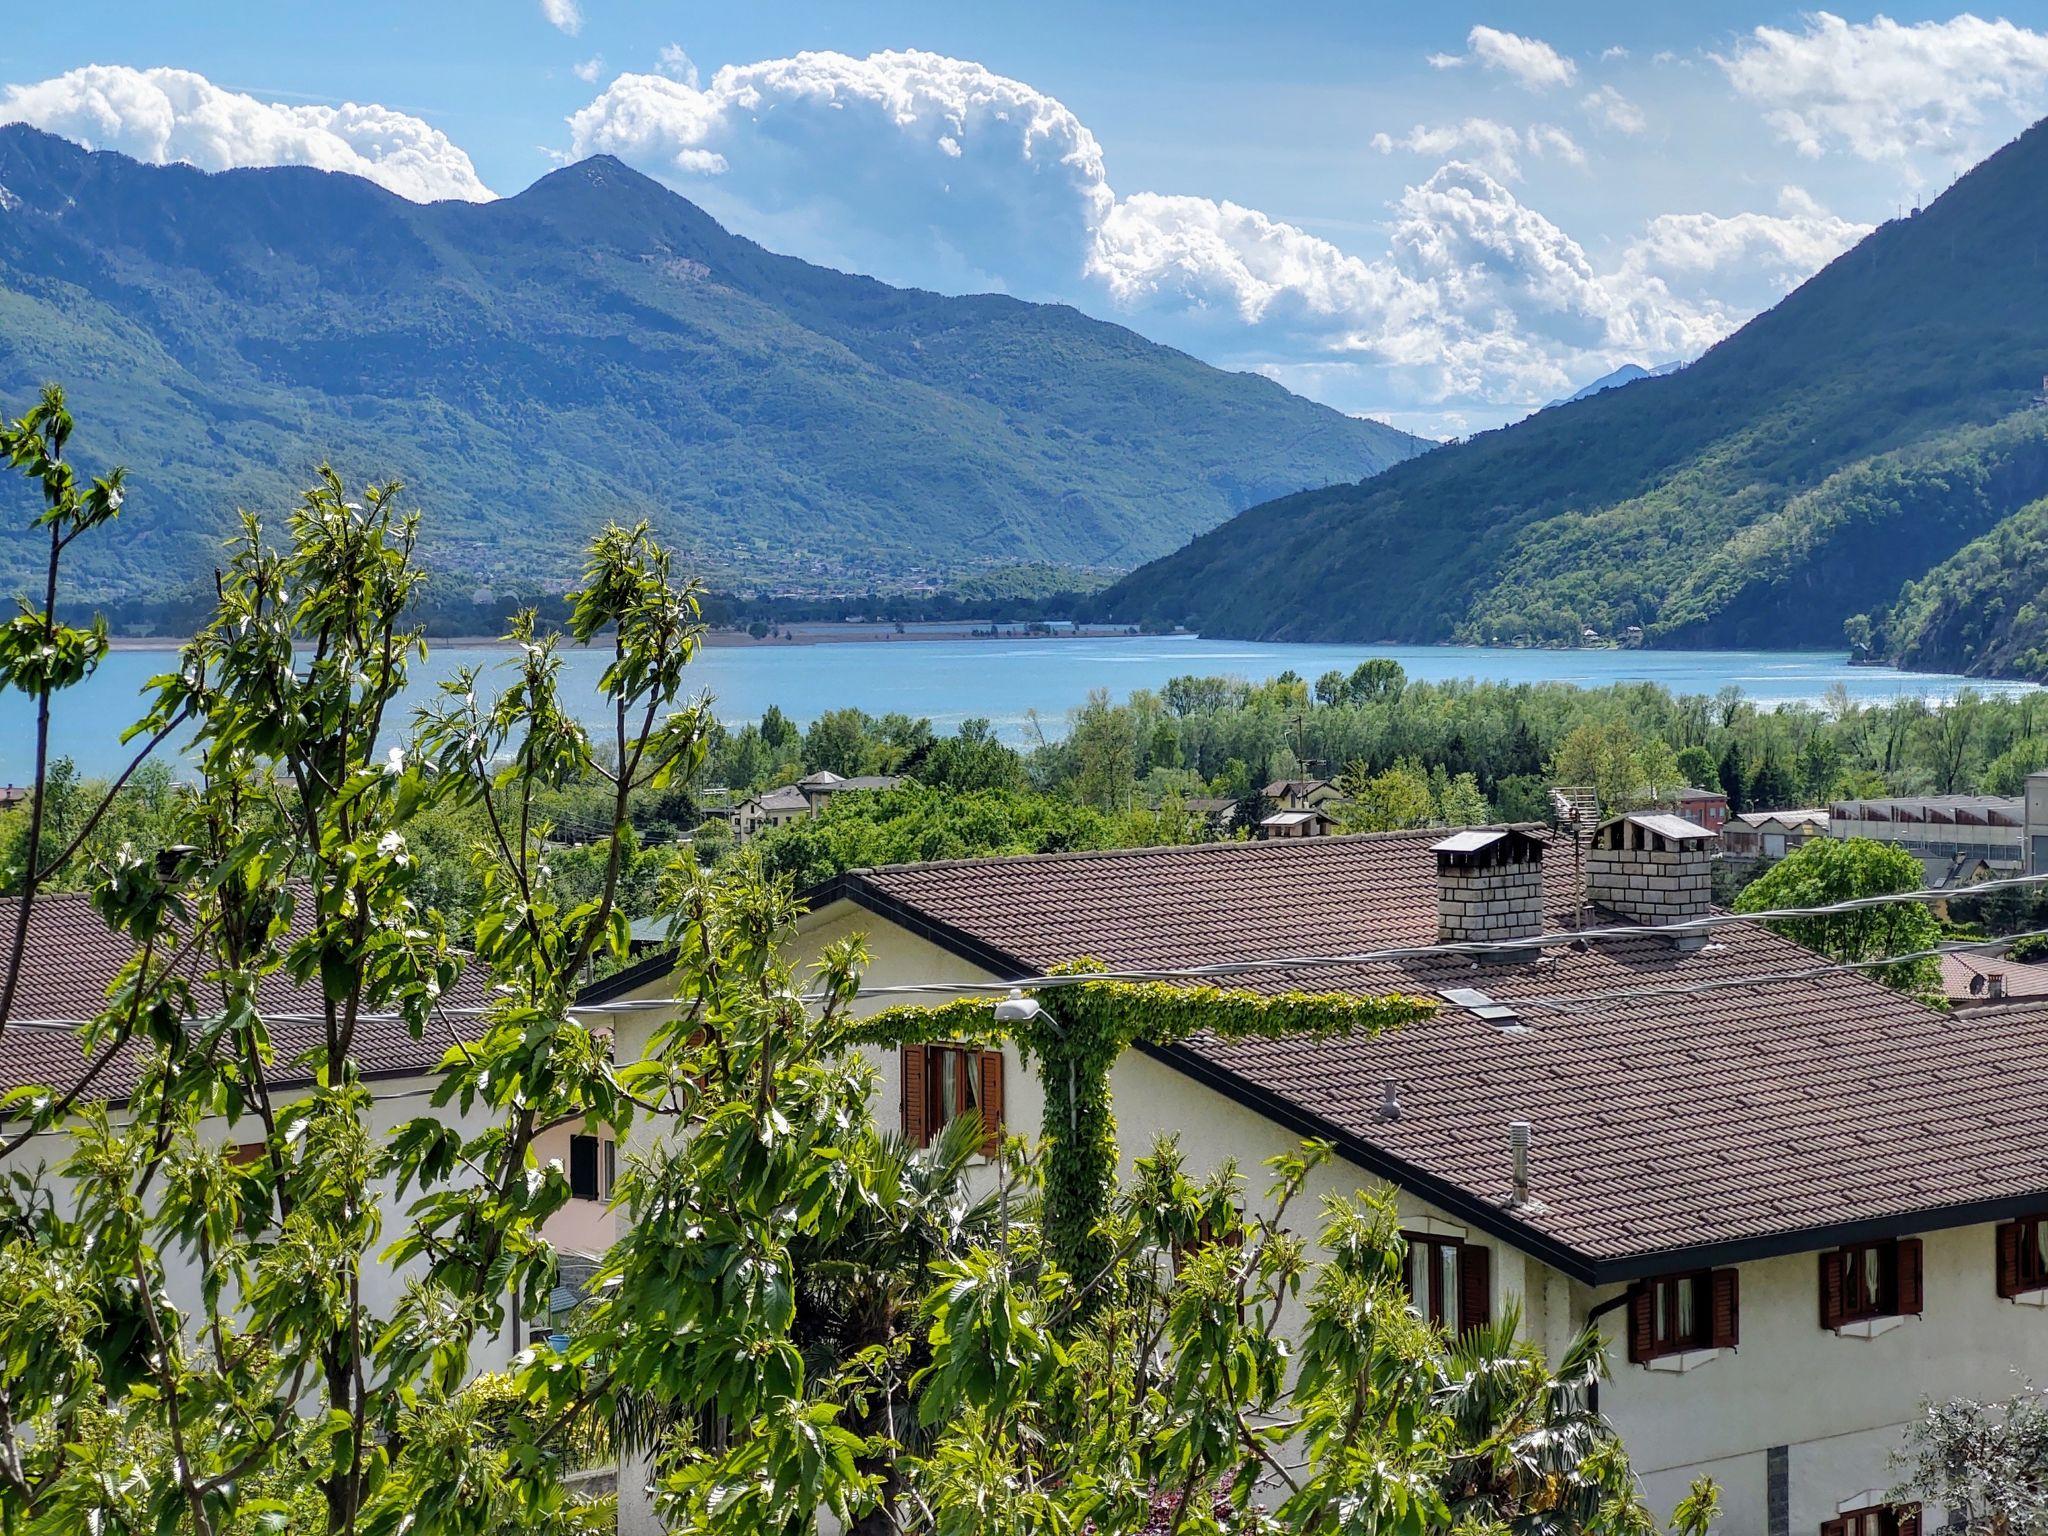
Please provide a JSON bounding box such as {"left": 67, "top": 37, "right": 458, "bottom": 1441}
{"left": 1590, "top": 812, "right": 1715, "bottom": 849}
{"left": 1432, "top": 826, "right": 1547, "bottom": 867}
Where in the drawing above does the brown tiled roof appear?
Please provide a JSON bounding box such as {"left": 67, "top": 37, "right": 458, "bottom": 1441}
{"left": 0, "top": 890, "right": 489, "bottom": 1104}
{"left": 1940, "top": 951, "right": 2048, "bottom": 1004}
{"left": 824, "top": 831, "right": 2048, "bottom": 1279}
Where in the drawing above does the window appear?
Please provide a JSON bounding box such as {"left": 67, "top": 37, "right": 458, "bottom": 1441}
{"left": 229, "top": 1141, "right": 267, "bottom": 1167}
{"left": 1822, "top": 1502, "right": 1921, "bottom": 1536}
{"left": 1627, "top": 1268, "right": 1739, "bottom": 1363}
{"left": 1401, "top": 1232, "right": 1490, "bottom": 1334}
{"left": 568, "top": 1133, "right": 615, "bottom": 1202}
{"left": 1820, "top": 1239, "right": 1922, "bottom": 1328}
{"left": 1998, "top": 1215, "right": 2048, "bottom": 1297}
{"left": 900, "top": 1043, "right": 1004, "bottom": 1155}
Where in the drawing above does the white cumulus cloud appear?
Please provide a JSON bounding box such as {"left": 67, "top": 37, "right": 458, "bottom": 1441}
{"left": 1369, "top": 118, "right": 1584, "bottom": 180}
{"left": 1432, "top": 27, "right": 1578, "bottom": 90}
{"left": 656, "top": 45, "right": 699, "bottom": 88}
{"left": 539, "top": 0, "right": 582, "bottom": 37}
{"left": 573, "top": 56, "right": 604, "bottom": 84}
{"left": 567, "top": 50, "right": 1114, "bottom": 293}
{"left": 1581, "top": 85, "right": 1645, "bottom": 135}
{"left": 0, "top": 65, "right": 494, "bottom": 202}
{"left": 1718, "top": 11, "right": 2048, "bottom": 169}
{"left": 562, "top": 47, "right": 1872, "bottom": 424}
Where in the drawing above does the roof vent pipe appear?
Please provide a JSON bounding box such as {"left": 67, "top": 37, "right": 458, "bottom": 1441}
{"left": 1509, "top": 1120, "right": 1532, "bottom": 1205}
{"left": 1376, "top": 1081, "right": 1403, "bottom": 1122}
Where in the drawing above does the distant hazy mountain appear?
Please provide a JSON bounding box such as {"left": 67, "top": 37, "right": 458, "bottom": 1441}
{"left": 1091, "top": 118, "right": 2048, "bottom": 676}
{"left": 0, "top": 126, "right": 1425, "bottom": 602}
{"left": 1542, "top": 360, "right": 1682, "bottom": 411}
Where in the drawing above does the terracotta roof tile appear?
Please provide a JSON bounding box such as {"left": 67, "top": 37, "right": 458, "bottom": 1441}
{"left": 0, "top": 890, "right": 489, "bottom": 1104}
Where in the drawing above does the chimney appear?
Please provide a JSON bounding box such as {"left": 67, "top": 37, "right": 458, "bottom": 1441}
{"left": 1586, "top": 813, "right": 1714, "bottom": 945}
{"left": 1509, "top": 1120, "right": 1532, "bottom": 1205}
{"left": 1432, "top": 828, "right": 1548, "bottom": 950}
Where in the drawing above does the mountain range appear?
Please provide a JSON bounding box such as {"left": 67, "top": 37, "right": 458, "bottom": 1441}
{"left": 1095, "top": 119, "right": 2048, "bottom": 679}
{"left": 1541, "top": 361, "right": 1682, "bottom": 411}
{"left": 0, "top": 125, "right": 1423, "bottom": 603}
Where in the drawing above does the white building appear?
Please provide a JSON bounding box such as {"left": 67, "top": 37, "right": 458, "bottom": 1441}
{"left": 593, "top": 823, "right": 2048, "bottom": 1536}
{"left": 0, "top": 891, "right": 619, "bottom": 1368}
{"left": 729, "top": 770, "right": 903, "bottom": 842}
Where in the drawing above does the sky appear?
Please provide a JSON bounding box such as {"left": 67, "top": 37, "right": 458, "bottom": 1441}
{"left": 4, "top": 4, "right": 2047, "bottom": 438}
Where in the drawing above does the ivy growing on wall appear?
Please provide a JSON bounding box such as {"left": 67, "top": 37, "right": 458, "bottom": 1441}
{"left": 857, "top": 961, "right": 1435, "bottom": 1306}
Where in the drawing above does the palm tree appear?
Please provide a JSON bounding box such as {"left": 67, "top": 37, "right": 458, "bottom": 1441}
{"left": 792, "top": 1112, "right": 1004, "bottom": 1535}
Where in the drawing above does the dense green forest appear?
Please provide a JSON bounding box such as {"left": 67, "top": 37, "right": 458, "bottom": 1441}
{"left": 0, "top": 125, "right": 1420, "bottom": 605}
{"left": 1091, "top": 118, "right": 2048, "bottom": 676}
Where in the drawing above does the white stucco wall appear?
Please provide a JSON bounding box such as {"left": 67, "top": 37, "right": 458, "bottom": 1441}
{"left": 0, "top": 1073, "right": 631, "bottom": 1383}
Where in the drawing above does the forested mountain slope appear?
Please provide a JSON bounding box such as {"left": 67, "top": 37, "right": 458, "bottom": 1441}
{"left": 0, "top": 126, "right": 1423, "bottom": 601}
{"left": 1094, "top": 119, "right": 2048, "bottom": 662}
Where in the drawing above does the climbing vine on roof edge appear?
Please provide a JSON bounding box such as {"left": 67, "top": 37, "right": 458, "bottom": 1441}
{"left": 857, "top": 960, "right": 1435, "bottom": 1307}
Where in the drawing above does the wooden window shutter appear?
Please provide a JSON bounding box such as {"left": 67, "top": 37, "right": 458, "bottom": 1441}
{"left": 569, "top": 1134, "right": 600, "bottom": 1201}
{"left": 1820, "top": 1519, "right": 1846, "bottom": 1536}
{"left": 1893, "top": 1504, "right": 1922, "bottom": 1536}
{"left": 977, "top": 1049, "right": 1005, "bottom": 1157}
{"left": 1709, "top": 1268, "right": 1740, "bottom": 1349}
{"left": 900, "top": 1044, "right": 929, "bottom": 1146}
{"left": 1819, "top": 1249, "right": 1846, "bottom": 1330}
{"left": 1894, "top": 1238, "right": 1924, "bottom": 1316}
{"left": 1627, "top": 1286, "right": 1654, "bottom": 1364}
{"left": 1997, "top": 1221, "right": 2024, "bottom": 1298}
{"left": 1457, "top": 1243, "right": 1491, "bottom": 1333}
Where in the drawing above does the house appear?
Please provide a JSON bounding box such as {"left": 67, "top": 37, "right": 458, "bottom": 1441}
{"left": 596, "top": 819, "right": 2048, "bottom": 1535}
{"left": 1178, "top": 796, "right": 1240, "bottom": 835}
{"left": 1257, "top": 806, "right": 1338, "bottom": 839}
{"left": 729, "top": 769, "right": 904, "bottom": 842}
{"left": 1261, "top": 777, "right": 1343, "bottom": 812}
{"left": 1720, "top": 808, "right": 1830, "bottom": 862}
{"left": 1939, "top": 949, "right": 2048, "bottom": 1010}
{"left": 1648, "top": 785, "right": 1729, "bottom": 834}
{"left": 0, "top": 892, "right": 614, "bottom": 1362}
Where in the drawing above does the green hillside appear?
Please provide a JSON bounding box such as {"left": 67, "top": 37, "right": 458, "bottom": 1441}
{"left": 0, "top": 127, "right": 1423, "bottom": 602}
{"left": 1092, "top": 118, "right": 2048, "bottom": 666}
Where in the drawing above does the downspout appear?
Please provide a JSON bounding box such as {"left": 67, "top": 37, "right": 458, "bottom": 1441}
{"left": 1584, "top": 1288, "right": 1634, "bottom": 1416}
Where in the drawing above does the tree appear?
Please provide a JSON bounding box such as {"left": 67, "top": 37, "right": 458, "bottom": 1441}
{"left": 1734, "top": 837, "right": 1942, "bottom": 992}
{"left": 1891, "top": 1387, "right": 2048, "bottom": 1535}
{"left": 1070, "top": 688, "right": 1139, "bottom": 812}
{"left": 2, "top": 393, "right": 1717, "bottom": 1536}
{"left": 1674, "top": 745, "right": 1722, "bottom": 794}
{"left": 1335, "top": 760, "right": 1435, "bottom": 831}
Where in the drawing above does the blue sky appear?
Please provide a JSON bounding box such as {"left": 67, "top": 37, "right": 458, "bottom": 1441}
{"left": 6, "top": 3, "right": 2047, "bottom": 435}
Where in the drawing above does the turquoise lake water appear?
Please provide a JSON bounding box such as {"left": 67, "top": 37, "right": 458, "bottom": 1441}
{"left": 3, "top": 631, "right": 2033, "bottom": 779}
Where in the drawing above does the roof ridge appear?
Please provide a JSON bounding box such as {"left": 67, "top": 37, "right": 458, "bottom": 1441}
{"left": 846, "top": 822, "right": 1551, "bottom": 879}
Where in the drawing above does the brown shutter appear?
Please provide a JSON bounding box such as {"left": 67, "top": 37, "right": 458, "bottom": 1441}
{"left": 1457, "top": 1243, "right": 1491, "bottom": 1333}
{"left": 1998, "top": 1222, "right": 2024, "bottom": 1298}
{"left": 1820, "top": 1249, "right": 1845, "bottom": 1330}
{"left": 1820, "top": 1519, "right": 1847, "bottom": 1536}
{"left": 901, "top": 1044, "right": 928, "bottom": 1146}
{"left": 1894, "top": 1238, "right": 1924, "bottom": 1316}
{"left": 1627, "top": 1286, "right": 1654, "bottom": 1364}
{"left": 1709, "top": 1268, "right": 1740, "bottom": 1349}
{"left": 978, "top": 1049, "right": 1005, "bottom": 1157}
{"left": 1894, "top": 1504, "right": 1922, "bottom": 1536}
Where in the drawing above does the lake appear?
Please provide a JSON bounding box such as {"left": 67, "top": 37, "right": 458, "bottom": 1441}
{"left": 4, "top": 632, "right": 2034, "bottom": 780}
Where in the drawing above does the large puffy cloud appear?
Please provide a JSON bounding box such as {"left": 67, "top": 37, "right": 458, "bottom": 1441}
{"left": 568, "top": 51, "right": 1111, "bottom": 293}
{"left": 565, "top": 48, "right": 1869, "bottom": 425}
{"left": 1718, "top": 12, "right": 2048, "bottom": 168}
{"left": 0, "top": 65, "right": 493, "bottom": 202}
{"left": 1369, "top": 118, "right": 1583, "bottom": 181}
